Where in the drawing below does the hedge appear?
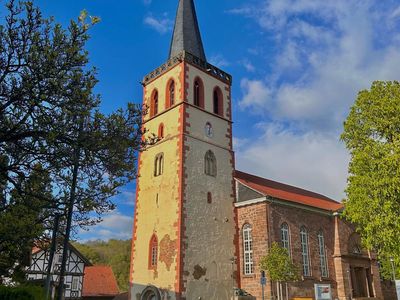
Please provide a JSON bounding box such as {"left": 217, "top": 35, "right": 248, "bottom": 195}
{"left": 0, "top": 285, "right": 45, "bottom": 300}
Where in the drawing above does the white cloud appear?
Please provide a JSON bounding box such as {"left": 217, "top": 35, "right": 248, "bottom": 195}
{"left": 78, "top": 211, "right": 133, "bottom": 241}
{"left": 144, "top": 14, "right": 173, "bottom": 34}
{"left": 235, "top": 123, "right": 349, "bottom": 200}
{"left": 236, "top": 0, "right": 400, "bottom": 129}
{"left": 239, "top": 79, "right": 271, "bottom": 110}
{"left": 241, "top": 59, "right": 256, "bottom": 72}
{"left": 232, "top": 0, "right": 400, "bottom": 200}
{"left": 390, "top": 6, "right": 400, "bottom": 20}
{"left": 119, "top": 191, "right": 136, "bottom": 206}
{"left": 209, "top": 54, "right": 230, "bottom": 68}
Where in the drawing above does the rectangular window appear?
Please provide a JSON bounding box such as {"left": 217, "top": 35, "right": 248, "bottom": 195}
{"left": 318, "top": 232, "right": 328, "bottom": 278}
{"left": 281, "top": 223, "right": 291, "bottom": 257}
{"left": 243, "top": 224, "right": 254, "bottom": 275}
{"left": 300, "top": 228, "right": 311, "bottom": 276}
{"left": 71, "top": 277, "right": 79, "bottom": 291}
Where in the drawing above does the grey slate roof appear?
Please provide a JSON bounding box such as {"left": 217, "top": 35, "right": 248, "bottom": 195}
{"left": 169, "top": 0, "right": 206, "bottom": 61}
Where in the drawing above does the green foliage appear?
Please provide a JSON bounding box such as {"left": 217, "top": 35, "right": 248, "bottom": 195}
{"left": 0, "top": 165, "right": 52, "bottom": 281}
{"left": 73, "top": 239, "right": 131, "bottom": 291}
{"left": 378, "top": 256, "right": 400, "bottom": 280}
{"left": 341, "top": 81, "right": 400, "bottom": 275}
{"left": 0, "top": 285, "right": 44, "bottom": 300}
{"left": 259, "top": 242, "right": 300, "bottom": 282}
{"left": 0, "top": 0, "right": 144, "bottom": 281}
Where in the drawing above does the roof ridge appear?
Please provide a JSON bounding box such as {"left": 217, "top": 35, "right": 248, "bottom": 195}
{"left": 235, "top": 170, "right": 340, "bottom": 204}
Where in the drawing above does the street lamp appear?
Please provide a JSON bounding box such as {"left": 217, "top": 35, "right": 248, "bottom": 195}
{"left": 230, "top": 257, "right": 236, "bottom": 300}
{"left": 390, "top": 257, "right": 396, "bottom": 281}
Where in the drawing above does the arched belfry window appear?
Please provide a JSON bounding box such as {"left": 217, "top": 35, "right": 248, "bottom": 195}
{"left": 318, "top": 230, "right": 328, "bottom": 277}
{"left": 151, "top": 90, "right": 159, "bottom": 117}
{"left": 204, "top": 150, "right": 217, "bottom": 177}
{"left": 300, "top": 226, "right": 311, "bottom": 276}
{"left": 213, "top": 87, "right": 223, "bottom": 116}
{"left": 193, "top": 78, "right": 204, "bottom": 108}
{"left": 167, "top": 80, "right": 175, "bottom": 108}
{"left": 148, "top": 234, "right": 158, "bottom": 269}
{"left": 154, "top": 153, "right": 164, "bottom": 177}
{"left": 243, "top": 224, "right": 254, "bottom": 275}
{"left": 280, "top": 223, "right": 291, "bottom": 256}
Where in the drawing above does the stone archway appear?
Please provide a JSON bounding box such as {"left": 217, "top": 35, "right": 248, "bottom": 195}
{"left": 140, "top": 286, "right": 161, "bottom": 300}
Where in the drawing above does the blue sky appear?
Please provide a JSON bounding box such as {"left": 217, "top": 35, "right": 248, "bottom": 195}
{"left": 2, "top": 0, "right": 400, "bottom": 241}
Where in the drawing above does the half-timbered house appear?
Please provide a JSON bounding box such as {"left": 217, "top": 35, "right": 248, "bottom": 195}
{"left": 27, "top": 243, "right": 91, "bottom": 299}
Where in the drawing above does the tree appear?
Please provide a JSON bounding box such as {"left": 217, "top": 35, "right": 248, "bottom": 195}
{"left": 259, "top": 242, "right": 299, "bottom": 282}
{"left": 73, "top": 240, "right": 131, "bottom": 291}
{"left": 341, "top": 80, "right": 400, "bottom": 277}
{"left": 0, "top": 164, "right": 52, "bottom": 282}
{"left": 259, "top": 242, "right": 299, "bottom": 300}
{"left": 0, "top": 0, "right": 145, "bottom": 284}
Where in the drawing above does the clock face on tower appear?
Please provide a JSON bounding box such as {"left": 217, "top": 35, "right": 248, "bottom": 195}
{"left": 205, "top": 122, "right": 213, "bottom": 138}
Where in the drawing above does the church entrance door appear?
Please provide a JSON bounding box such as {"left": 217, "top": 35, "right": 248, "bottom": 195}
{"left": 350, "top": 266, "right": 369, "bottom": 298}
{"left": 140, "top": 286, "right": 161, "bottom": 300}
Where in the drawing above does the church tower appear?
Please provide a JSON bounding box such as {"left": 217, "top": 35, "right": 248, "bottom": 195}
{"left": 129, "top": 0, "right": 237, "bottom": 299}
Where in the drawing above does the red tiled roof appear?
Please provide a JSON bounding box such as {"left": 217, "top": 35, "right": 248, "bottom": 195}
{"left": 82, "top": 266, "right": 119, "bottom": 297}
{"left": 235, "top": 170, "right": 343, "bottom": 212}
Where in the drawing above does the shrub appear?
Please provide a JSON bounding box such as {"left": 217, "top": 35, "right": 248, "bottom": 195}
{"left": 0, "top": 285, "right": 44, "bottom": 300}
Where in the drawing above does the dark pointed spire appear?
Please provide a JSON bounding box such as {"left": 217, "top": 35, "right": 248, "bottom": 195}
{"left": 169, "top": 0, "right": 206, "bottom": 61}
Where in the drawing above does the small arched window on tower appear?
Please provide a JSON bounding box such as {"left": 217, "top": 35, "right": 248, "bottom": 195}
{"left": 204, "top": 150, "right": 217, "bottom": 177}
{"left": 213, "top": 87, "right": 223, "bottom": 116}
{"left": 193, "top": 78, "right": 204, "bottom": 108}
{"left": 151, "top": 90, "right": 159, "bottom": 117}
{"left": 243, "top": 224, "right": 254, "bottom": 275}
{"left": 168, "top": 80, "right": 175, "bottom": 107}
{"left": 148, "top": 234, "right": 158, "bottom": 269}
{"left": 207, "top": 192, "right": 212, "bottom": 204}
{"left": 158, "top": 123, "right": 164, "bottom": 139}
{"left": 154, "top": 153, "right": 164, "bottom": 177}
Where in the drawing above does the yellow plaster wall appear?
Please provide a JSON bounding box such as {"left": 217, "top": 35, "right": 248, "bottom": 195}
{"left": 143, "top": 64, "right": 183, "bottom": 122}
{"left": 131, "top": 65, "right": 184, "bottom": 299}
